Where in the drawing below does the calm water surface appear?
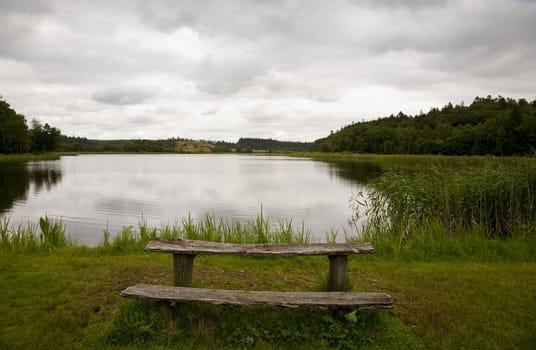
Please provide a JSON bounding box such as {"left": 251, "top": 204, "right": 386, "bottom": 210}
{"left": 0, "top": 154, "right": 379, "bottom": 245}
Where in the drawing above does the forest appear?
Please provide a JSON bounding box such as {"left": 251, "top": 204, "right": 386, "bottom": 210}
{"left": 59, "top": 137, "right": 311, "bottom": 153}
{"left": 0, "top": 97, "right": 61, "bottom": 154}
{"left": 312, "top": 96, "right": 536, "bottom": 155}
{"left": 234, "top": 138, "right": 311, "bottom": 152}
{"left": 61, "top": 136, "right": 180, "bottom": 153}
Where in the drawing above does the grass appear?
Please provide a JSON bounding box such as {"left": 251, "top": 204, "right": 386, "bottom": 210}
{"left": 0, "top": 152, "right": 66, "bottom": 163}
{"left": 99, "top": 301, "right": 418, "bottom": 349}
{"left": 0, "top": 214, "right": 535, "bottom": 349}
{"left": 0, "top": 207, "right": 534, "bottom": 348}
{"left": 294, "top": 152, "right": 535, "bottom": 171}
{"left": 0, "top": 216, "right": 70, "bottom": 253}
{"left": 365, "top": 260, "right": 536, "bottom": 350}
{"left": 0, "top": 247, "right": 534, "bottom": 349}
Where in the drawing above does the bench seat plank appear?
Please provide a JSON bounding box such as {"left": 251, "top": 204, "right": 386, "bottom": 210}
{"left": 145, "top": 238, "right": 374, "bottom": 256}
{"left": 122, "top": 283, "right": 392, "bottom": 310}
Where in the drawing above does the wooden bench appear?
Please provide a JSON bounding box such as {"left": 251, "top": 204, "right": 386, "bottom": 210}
{"left": 121, "top": 238, "right": 392, "bottom": 317}
{"left": 121, "top": 284, "right": 393, "bottom": 310}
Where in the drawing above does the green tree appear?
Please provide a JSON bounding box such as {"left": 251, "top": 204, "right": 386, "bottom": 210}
{"left": 0, "top": 98, "right": 31, "bottom": 154}
{"left": 30, "top": 119, "right": 61, "bottom": 153}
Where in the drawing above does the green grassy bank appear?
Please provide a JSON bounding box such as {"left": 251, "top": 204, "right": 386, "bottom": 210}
{"left": 0, "top": 152, "right": 66, "bottom": 163}
{"left": 0, "top": 247, "right": 534, "bottom": 349}
{"left": 0, "top": 215, "right": 534, "bottom": 349}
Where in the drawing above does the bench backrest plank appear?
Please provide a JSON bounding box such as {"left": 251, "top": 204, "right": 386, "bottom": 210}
{"left": 145, "top": 238, "right": 374, "bottom": 256}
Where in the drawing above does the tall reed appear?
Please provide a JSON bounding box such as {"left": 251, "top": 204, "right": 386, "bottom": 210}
{"left": 357, "top": 159, "right": 536, "bottom": 260}
{"left": 0, "top": 216, "right": 69, "bottom": 252}
{"left": 1, "top": 212, "right": 313, "bottom": 253}
{"left": 39, "top": 216, "right": 68, "bottom": 250}
{"left": 100, "top": 212, "right": 313, "bottom": 252}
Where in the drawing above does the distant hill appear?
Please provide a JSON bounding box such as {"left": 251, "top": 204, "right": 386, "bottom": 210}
{"left": 60, "top": 137, "right": 213, "bottom": 153}
{"left": 60, "top": 136, "right": 310, "bottom": 153}
{"left": 175, "top": 140, "right": 214, "bottom": 153}
{"left": 236, "top": 138, "right": 311, "bottom": 153}
{"left": 312, "top": 96, "right": 536, "bottom": 156}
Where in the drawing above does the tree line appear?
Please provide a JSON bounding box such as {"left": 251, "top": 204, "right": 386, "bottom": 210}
{"left": 5, "top": 93, "right": 536, "bottom": 156}
{"left": 235, "top": 138, "right": 311, "bottom": 152}
{"left": 60, "top": 137, "right": 311, "bottom": 153}
{"left": 60, "top": 136, "right": 179, "bottom": 153}
{"left": 312, "top": 96, "right": 536, "bottom": 156}
{"left": 0, "top": 97, "right": 61, "bottom": 154}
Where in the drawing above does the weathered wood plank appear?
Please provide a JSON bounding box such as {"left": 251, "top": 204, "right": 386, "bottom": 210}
{"left": 328, "top": 255, "right": 348, "bottom": 291}
{"left": 145, "top": 238, "right": 374, "bottom": 256}
{"left": 121, "top": 284, "right": 393, "bottom": 310}
{"left": 173, "top": 254, "right": 195, "bottom": 287}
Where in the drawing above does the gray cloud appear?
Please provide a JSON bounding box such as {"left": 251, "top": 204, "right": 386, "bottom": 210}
{"left": 201, "top": 106, "right": 218, "bottom": 116}
{"left": 0, "top": 0, "right": 534, "bottom": 142}
{"left": 91, "top": 86, "right": 155, "bottom": 105}
{"left": 359, "top": 0, "right": 448, "bottom": 9}
{"left": 0, "top": 0, "right": 52, "bottom": 14}
{"left": 189, "top": 55, "right": 267, "bottom": 95}
{"left": 139, "top": 0, "right": 295, "bottom": 37}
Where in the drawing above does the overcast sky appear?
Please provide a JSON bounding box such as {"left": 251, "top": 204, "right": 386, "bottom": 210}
{"left": 1, "top": 0, "right": 535, "bottom": 142}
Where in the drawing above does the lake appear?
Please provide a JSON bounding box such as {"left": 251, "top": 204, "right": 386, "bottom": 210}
{"left": 0, "top": 154, "right": 380, "bottom": 245}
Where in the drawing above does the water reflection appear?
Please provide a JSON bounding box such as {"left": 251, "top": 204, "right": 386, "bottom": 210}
{"left": 0, "top": 161, "right": 62, "bottom": 212}
{"left": 323, "top": 160, "right": 382, "bottom": 185}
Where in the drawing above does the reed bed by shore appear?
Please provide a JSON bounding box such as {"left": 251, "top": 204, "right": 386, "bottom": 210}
{"left": 0, "top": 211, "right": 312, "bottom": 254}
{"left": 344, "top": 156, "right": 536, "bottom": 262}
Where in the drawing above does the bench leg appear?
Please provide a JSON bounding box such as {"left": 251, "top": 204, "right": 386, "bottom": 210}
{"left": 173, "top": 254, "right": 196, "bottom": 287}
{"left": 328, "top": 255, "right": 348, "bottom": 291}
{"left": 156, "top": 301, "right": 174, "bottom": 330}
